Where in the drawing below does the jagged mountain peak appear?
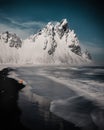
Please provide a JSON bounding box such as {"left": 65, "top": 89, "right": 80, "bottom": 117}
{"left": 29, "top": 19, "right": 81, "bottom": 56}
{"left": 24, "top": 19, "right": 92, "bottom": 64}
{"left": 0, "top": 31, "right": 22, "bottom": 49}
{"left": 60, "top": 18, "right": 68, "bottom": 24}
{"left": 31, "top": 19, "right": 72, "bottom": 39}
{"left": 58, "top": 19, "right": 68, "bottom": 30}
{"left": 41, "top": 19, "right": 69, "bottom": 38}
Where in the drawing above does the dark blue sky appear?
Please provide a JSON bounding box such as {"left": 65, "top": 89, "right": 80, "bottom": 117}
{"left": 0, "top": 0, "right": 104, "bottom": 64}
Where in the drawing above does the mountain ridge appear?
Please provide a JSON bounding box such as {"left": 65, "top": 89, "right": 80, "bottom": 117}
{"left": 0, "top": 19, "right": 92, "bottom": 65}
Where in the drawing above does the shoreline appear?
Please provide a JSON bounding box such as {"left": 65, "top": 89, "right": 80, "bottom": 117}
{"left": 1, "top": 67, "right": 104, "bottom": 130}
{"left": 0, "top": 68, "right": 81, "bottom": 130}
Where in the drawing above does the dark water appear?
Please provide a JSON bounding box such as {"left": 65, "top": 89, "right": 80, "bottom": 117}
{"left": 0, "top": 66, "right": 104, "bottom": 130}
{"left": 46, "top": 66, "right": 104, "bottom": 82}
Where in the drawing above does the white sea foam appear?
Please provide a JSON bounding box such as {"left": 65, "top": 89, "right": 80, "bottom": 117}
{"left": 8, "top": 66, "right": 104, "bottom": 103}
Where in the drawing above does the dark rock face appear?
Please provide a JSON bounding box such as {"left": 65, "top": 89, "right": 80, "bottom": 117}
{"left": 82, "top": 49, "right": 92, "bottom": 60}
{"left": 85, "top": 49, "right": 92, "bottom": 59}
{"left": 55, "top": 19, "right": 69, "bottom": 39}
{"left": 69, "top": 44, "right": 82, "bottom": 56}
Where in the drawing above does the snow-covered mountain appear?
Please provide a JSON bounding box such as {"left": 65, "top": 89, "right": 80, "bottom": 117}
{"left": 0, "top": 19, "right": 92, "bottom": 65}
{"left": 0, "top": 31, "right": 22, "bottom": 63}
{"left": 0, "top": 31, "right": 22, "bottom": 48}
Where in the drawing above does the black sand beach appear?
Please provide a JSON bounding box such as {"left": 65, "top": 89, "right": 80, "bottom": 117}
{"left": 0, "top": 68, "right": 81, "bottom": 130}
{"left": 0, "top": 68, "right": 29, "bottom": 130}
{"left": 1, "top": 67, "right": 104, "bottom": 130}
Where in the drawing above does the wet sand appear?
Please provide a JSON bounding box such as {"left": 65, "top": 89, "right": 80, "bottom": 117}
{"left": 0, "top": 68, "right": 29, "bottom": 130}
{"left": 1, "top": 67, "right": 103, "bottom": 130}
{"left": 0, "top": 68, "right": 80, "bottom": 130}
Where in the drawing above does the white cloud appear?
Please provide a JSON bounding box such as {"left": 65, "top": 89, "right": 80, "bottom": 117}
{"left": 0, "top": 23, "right": 32, "bottom": 39}
{"left": 0, "top": 17, "right": 46, "bottom": 39}
{"left": 4, "top": 17, "right": 46, "bottom": 28}
{"left": 21, "top": 21, "right": 45, "bottom": 28}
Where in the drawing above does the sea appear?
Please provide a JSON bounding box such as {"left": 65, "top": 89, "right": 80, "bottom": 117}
{"left": 1, "top": 65, "right": 104, "bottom": 130}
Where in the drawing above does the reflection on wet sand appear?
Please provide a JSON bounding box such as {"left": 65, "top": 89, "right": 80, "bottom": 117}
{"left": 51, "top": 96, "right": 104, "bottom": 130}
{"left": 18, "top": 84, "right": 104, "bottom": 130}
{"left": 18, "top": 85, "right": 80, "bottom": 130}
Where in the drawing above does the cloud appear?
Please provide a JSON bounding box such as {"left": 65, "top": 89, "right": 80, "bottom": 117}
{"left": 5, "top": 17, "right": 46, "bottom": 28}
{"left": 0, "top": 16, "right": 46, "bottom": 39}
{"left": 21, "top": 21, "right": 45, "bottom": 28}
{"left": 0, "top": 23, "right": 31, "bottom": 39}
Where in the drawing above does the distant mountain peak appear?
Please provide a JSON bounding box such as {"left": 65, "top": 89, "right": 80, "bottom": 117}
{"left": 59, "top": 18, "right": 68, "bottom": 29}
{"left": 0, "top": 31, "right": 22, "bottom": 49}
